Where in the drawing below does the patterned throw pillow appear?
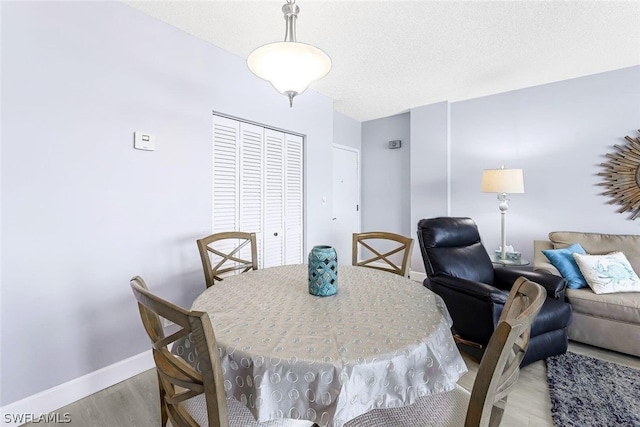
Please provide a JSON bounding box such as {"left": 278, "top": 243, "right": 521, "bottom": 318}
{"left": 542, "top": 243, "right": 588, "bottom": 289}
{"left": 572, "top": 252, "right": 640, "bottom": 294}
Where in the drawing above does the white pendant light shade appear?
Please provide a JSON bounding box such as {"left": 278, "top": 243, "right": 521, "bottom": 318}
{"left": 248, "top": 41, "right": 331, "bottom": 97}
{"left": 247, "top": 0, "right": 331, "bottom": 107}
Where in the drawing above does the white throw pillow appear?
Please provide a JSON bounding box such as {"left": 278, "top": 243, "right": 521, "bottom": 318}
{"left": 572, "top": 252, "right": 640, "bottom": 294}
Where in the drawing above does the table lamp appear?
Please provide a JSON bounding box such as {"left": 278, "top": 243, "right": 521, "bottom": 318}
{"left": 481, "top": 167, "right": 525, "bottom": 261}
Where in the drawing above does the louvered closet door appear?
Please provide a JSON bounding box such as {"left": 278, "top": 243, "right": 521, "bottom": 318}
{"left": 263, "top": 129, "right": 285, "bottom": 268}
{"left": 212, "top": 114, "right": 303, "bottom": 269}
{"left": 239, "top": 123, "right": 264, "bottom": 267}
{"left": 212, "top": 116, "right": 240, "bottom": 267}
{"left": 284, "top": 134, "right": 303, "bottom": 265}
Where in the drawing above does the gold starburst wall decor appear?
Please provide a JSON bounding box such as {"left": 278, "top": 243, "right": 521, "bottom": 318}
{"left": 598, "top": 130, "right": 640, "bottom": 220}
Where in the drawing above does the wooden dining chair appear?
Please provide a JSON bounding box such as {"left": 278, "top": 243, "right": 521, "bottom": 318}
{"left": 344, "top": 276, "right": 546, "bottom": 427}
{"left": 130, "top": 276, "right": 228, "bottom": 427}
{"left": 352, "top": 231, "right": 415, "bottom": 277}
{"left": 130, "top": 276, "right": 315, "bottom": 427}
{"left": 197, "top": 231, "right": 258, "bottom": 288}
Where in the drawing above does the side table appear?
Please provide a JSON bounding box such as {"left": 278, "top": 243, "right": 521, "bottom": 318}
{"left": 492, "top": 258, "right": 530, "bottom": 267}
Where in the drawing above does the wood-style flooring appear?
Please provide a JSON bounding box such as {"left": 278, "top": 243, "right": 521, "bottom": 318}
{"left": 23, "top": 342, "right": 640, "bottom": 427}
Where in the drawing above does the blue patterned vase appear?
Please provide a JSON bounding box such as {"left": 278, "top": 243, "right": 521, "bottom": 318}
{"left": 308, "top": 245, "right": 338, "bottom": 296}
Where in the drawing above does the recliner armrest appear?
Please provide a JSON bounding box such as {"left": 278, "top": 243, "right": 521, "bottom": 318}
{"left": 427, "top": 275, "right": 508, "bottom": 304}
{"left": 493, "top": 267, "right": 567, "bottom": 300}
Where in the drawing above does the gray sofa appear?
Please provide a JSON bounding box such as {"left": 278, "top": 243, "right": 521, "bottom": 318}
{"left": 534, "top": 231, "right": 640, "bottom": 357}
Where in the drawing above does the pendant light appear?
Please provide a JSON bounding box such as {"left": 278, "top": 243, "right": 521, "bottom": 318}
{"left": 247, "top": 0, "right": 332, "bottom": 107}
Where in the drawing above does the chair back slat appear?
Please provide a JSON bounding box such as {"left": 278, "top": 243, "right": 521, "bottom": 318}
{"left": 197, "top": 232, "right": 258, "bottom": 288}
{"left": 352, "top": 231, "right": 415, "bottom": 278}
{"left": 130, "top": 276, "right": 230, "bottom": 427}
{"left": 155, "top": 328, "right": 191, "bottom": 351}
{"left": 465, "top": 277, "right": 546, "bottom": 427}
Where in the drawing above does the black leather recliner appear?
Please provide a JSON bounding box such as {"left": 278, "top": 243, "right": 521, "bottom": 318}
{"left": 417, "top": 217, "right": 572, "bottom": 366}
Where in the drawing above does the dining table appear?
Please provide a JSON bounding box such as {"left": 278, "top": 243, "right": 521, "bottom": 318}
{"left": 172, "top": 264, "right": 467, "bottom": 427}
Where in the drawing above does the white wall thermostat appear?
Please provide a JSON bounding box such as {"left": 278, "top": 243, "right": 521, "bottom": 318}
{"left": 134, "top": 132, "right": 155, "bottom": 151}
{"left": 388, "top": 140, "right": 402, "bottom": 149}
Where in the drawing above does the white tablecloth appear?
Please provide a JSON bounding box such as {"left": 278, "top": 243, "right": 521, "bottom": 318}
{"left": 174, "top": 264, "right": 467, "bottom": 426}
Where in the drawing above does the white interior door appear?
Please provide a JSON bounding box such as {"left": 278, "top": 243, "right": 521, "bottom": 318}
{"left": 332, "top": 145, "right": 360, "bottom": 264}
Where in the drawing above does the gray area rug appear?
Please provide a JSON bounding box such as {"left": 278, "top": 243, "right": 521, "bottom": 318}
{"left": 546, "top": 352, "right": 640, "bottom": 427}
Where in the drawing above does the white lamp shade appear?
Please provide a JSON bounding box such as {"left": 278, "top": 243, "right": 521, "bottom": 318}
{"left": 481, "top": 168, "right": 525, "bottom": 193}
{"left": 247, "top": 41, "right": 332, "bottom": 95}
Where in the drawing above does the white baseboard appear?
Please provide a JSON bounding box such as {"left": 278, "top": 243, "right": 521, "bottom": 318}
{"left": 1, "top": 350, "right": 154, "bottom": 427}
{"left": 410, "top": 270, "right": 427, "bottom": 283}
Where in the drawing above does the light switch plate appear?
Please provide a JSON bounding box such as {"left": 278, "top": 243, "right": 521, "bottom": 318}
{"left": 134, "top": 132, "right": 155, "bottom": 151}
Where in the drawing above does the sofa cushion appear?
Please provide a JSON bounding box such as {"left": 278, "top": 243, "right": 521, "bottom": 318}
{"left": 542, "top": 243, "right": 588, "bottom": 289}
{"left": 566, "top": 288, "right": 640, "bottom": 325}
{"left": 549, "top": 231, "right": 640, "bottom": 273}
{"left": 573, "top": 252, "right": 640, "bottom": 294}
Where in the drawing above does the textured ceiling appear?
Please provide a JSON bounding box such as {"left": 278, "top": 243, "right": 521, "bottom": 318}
{"left": 124, "top": 0, "right": 640, "bottom": 122}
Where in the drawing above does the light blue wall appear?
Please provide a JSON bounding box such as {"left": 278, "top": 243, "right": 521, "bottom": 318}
{"left": 333, "top": 111, "right": 361, "bottom": 151}
{"left": 450, "top": 66, "right": 640, "bottom": 260}
{"left": 361, "top": 113, "right": 411, "bottom": 236}
{"left": 361, "top": 66, "right": 640, "bottom": 274}
{"left": 1, "top": 1, "right": 336, "bottom": 405}
{"left": 410, "top": 102, "right": 450, "bottom": 271}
